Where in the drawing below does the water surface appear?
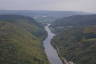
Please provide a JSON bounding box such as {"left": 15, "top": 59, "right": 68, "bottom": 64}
{"left": 43, "top": 24, "right": 63, "bottom": 64}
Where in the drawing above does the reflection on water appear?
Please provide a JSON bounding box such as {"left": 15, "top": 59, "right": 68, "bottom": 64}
{"left": 43, "top": 24, "right": 63, "bottom": 64}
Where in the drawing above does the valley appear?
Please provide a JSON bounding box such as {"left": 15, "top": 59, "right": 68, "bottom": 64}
{"left": 0, "top": 0, "right": 96, "bottom": 64}
{"left": 0, "top": 11, "right": 96, "bottom": 64}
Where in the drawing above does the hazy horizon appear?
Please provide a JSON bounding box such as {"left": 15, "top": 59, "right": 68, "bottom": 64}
{"left": 0, "top": 0, "right": 96, "bottom": 13}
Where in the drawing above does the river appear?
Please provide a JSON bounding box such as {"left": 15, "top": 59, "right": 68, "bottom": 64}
{"left": 43, "top": 24, "right": 63, "bottom": 64}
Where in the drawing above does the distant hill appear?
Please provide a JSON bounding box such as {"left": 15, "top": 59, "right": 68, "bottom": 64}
{"left": 0, "top": 10, "right": 92, "bottom": 18}
{"left": 0, "top": 10, "right": 93, "bottom": 24}
{"left": 52, "top": 14, "right": 96, "bottom": 27}
{"left": 0, "top": 15, "right": 49, "bottom": 64}
{"left": 51, "top": 15, "right": 96, "bottom": 33}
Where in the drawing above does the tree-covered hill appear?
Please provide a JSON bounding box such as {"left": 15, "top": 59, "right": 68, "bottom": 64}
{"left": 52, "top": 27, "right": 96, "bottom": 64}
{"left": 51, "top": 15, "right": 96, "bottom": 64}
{"left": 51, "top": 15, "right": 96, "bottom": 30}
{"left": 0, "top": 15, "right": 49, "bottom": 64}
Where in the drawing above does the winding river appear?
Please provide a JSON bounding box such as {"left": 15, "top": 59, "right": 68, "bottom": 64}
{"left": 43, "top": 24, "right": 63, "bottom": 64}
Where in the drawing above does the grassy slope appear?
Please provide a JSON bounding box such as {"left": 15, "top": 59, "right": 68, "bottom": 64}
{"left": 0, "top": 15, "right": 49, "bottom": 64}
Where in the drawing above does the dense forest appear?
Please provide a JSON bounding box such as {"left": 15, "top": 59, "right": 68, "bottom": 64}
{"left": 51, "top": 15, "right": 96, "bottom": 64}
{"left": 0, "top": 15, "right": 49, "bottom": 64}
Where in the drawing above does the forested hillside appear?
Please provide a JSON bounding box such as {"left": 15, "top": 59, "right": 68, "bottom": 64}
{"left": 51, "top": 15, "right": 96, "bottom": 64}
{"left": 52, "top": 15, "right": 96, "bottom": 27}
{"left": 0, "top": 15, "right": 49, "bottom": 64}
{"left": 51, "top": 15, "right": 96, "bottom": 33}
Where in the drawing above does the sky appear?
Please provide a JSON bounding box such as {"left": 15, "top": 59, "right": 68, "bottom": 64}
{"left": 0, "top": 0, "right": 96, "bottom": 12}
